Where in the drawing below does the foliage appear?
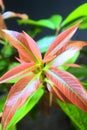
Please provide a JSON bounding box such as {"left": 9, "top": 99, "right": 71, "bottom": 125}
{"left": 0, "top": 1, "right": 87, "bottom": 130}
{"left": 0, "top": 23, "right": 87, "bottom": 130}
{"left": 57, "top": 99, "right": 87, "bottom": 130}
{"left": 18, "top": 15, "right": 62, "bottom": 30}
{"left": 62, "top": 3, "right": 87, "bottom": 29}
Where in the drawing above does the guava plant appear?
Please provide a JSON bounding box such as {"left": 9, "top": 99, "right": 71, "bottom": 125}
{"left": 0, "top": 22, "right": 87, "bottom": 130}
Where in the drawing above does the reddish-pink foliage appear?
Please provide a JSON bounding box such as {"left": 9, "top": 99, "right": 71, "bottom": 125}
{"left": 0, "top": 22, "right": 87, "bottom": 129}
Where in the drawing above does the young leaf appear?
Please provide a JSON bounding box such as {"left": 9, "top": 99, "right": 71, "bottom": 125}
{"left": 1, "top": 75, "right": 41, "bottom": 130}
{"left": 23, "top": 31, "right": 42, "bottom": 62}
{"left": 58, "top": 52, "right": 80, "bottom": 70}
{"left": 2, "top": 30, "right": 37, "bottom": 62}
{"left": 51, "top": 41, "right": 87, "bottom": 67}
{"left": 51, "top": 47, "right": 79, "bottom": 67}
{"left": 0, "top": 62, "right": 35, "bottom": 83}
{"left": 5, "top": 87, "right": 44, "bottom": 130}
{"left": 45, "top": 67, "right": 87, "bottom": 112}
{"left": 44, "top": 23, "right": 79, "bottom": 58}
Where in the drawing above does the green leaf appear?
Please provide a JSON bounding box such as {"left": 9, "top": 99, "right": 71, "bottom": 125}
{"left": 37, "top": 36, "right": 56, "bottom": 53}
{"left": 0, "top": 59, "right": 7, "bottom": 71}
{"left": 62, "top": 17, "right": 87, "bottom": 30}
{"left": 82, "top": 82, "right": 87, "bottom": 90}
{"left": 0, "top": 95, "right": 7, "bottom": 113}
{"left": 0, "top": 125, "right": 2, "bottom": 130}
{"left": 49, "top": 15, "right": 63, "bottom": 29}
{"left": 18, "top": 15, "right": 62, "bottom": 30}
{"left": 0, "top": 39, "right": 6, "bottom": 45}
{"left": 28, "top": 27, "right": 42, "bottom": 38}
{"left": 6, "top": 87, "right": 44, "bottom": 129}
{"left": 0, "top": 95, "right": 7, "bottom": 130}
{"left": 8, "top": 125, "right": 17, "bottom": 130}
{"left": 0, "top": 125, "right": 17, "bottom": 130}
{"left": 2, "top": 45, "right": 14, "bottom": 57}
{"left": 57, "top": 99, "right": 87, "bottom": 130}
{"left": 62, "top": 3, "right": 87, "bottom": 29}
{"left": 68, "top": 66, "right": 87, "bottom": 79}
{"left": 8, "top": 62, "right": 20, "bottom": 70}
{"left": 78, "top": 17, "right": 87, "bottom": 29}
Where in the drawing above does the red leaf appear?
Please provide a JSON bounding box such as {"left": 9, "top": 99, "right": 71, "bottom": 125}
{"left": 1, "top": 75, "right": 40, "bottom": 130}
{"left": 44, "top": 23, "right": 80, "bottom": 58}
{"left": 23, "top": 32, "right": 42, "bottom": 62}
{"left": 45, "top": 67, "right": 87, "bottom": 112}
{"left": 51, "top": 40, "right": 87, "bottom": 67}
{"left": 0, "top": 62, "right": 35, "bottom": 83}
{"left": 3, "top": 30, "right": 36, "bottom": 62}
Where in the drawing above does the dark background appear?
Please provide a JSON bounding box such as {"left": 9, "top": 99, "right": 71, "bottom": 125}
{"left": 2, "top": 0, "right": 87, "bottom": 130}
{"left": 4, "top": 0, "right": 87, "bottom": 20}
{"left": 3, "top": 0, "right": 87, "bottom": 41}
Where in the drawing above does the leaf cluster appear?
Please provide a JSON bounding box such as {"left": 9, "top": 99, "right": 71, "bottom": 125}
{"left": 0, "top": 2, "right": 87, "bottom": 130}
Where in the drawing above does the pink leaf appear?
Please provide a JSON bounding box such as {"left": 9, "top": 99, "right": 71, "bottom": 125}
{"left": 3, "top": 30, "right": 36, "bottom": 62}
{"left": 1, "top": 75, "right": 40, "bottom": 130}
{"left": 44, "top": 23, "right": 80, "bottom": 58}
{"left": 51, "top": 40, "right": 87, "bottom": 67}
{"left": 51, "top": 47, "right": 78, "bottom": 67}
{"left": 0, "top": 62, "right": 35, "bottom": 83}
{"left": 45, "top": 67, "right": 87, "bottom": 112}
{"left": 23, "top": 31, "right": 42, "bottom": 62}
